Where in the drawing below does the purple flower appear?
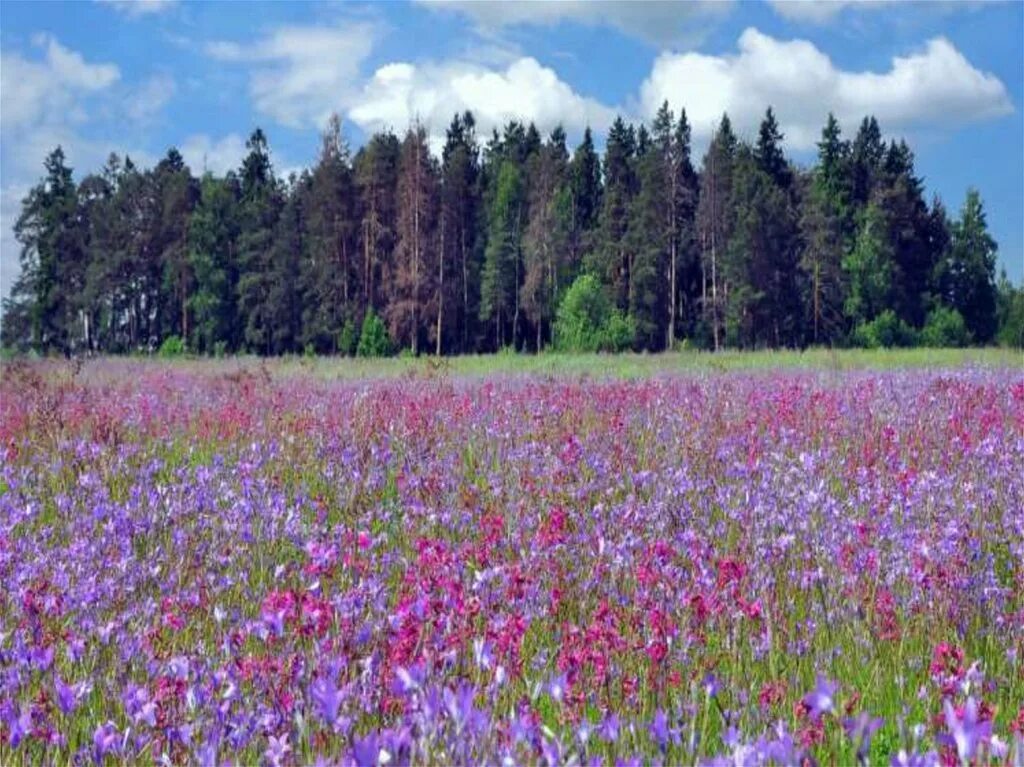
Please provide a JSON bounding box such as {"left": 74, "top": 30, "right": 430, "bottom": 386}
{"left": 547, "top": 672, "right": 568, "bottom": 703}
{"left": 7, "top": 705, "right": 32, "bottom": 748}
{"left": 92, "top": 721, "right": 119, "bottom": 764}
{"left": 600, "top": 713, "right": 620, "bottom": 743}
{"left": 890, "top": 749, "right": 939, "bottom": 767}
{"left": 264, "top": 733, "right": 290, "bottom": 767}
{"left": 649, "top": 709, "right": 675, "bottom": 750}
{"left": 802, "top": 675, "right": 838, "bottom": 720}
{"left": 843, "top": 711, "right": 885, "bottom": 762}
{"left": 311, "top": 676, "right": 342, "bottom": 727}
{"left": 352, "top": 733, "right": 383, "bottom": 767}
{"left": 703, "top": 672, "right": 721, "bottom": 698}
{"left": 55, "top": 677, "right": 78, "bottom": 716}
{"left": 937, "top": 697, "right": 991, "bottom": 763}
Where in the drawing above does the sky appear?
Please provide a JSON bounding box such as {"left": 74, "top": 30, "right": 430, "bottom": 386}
{"left": 1, "top": 0, "right": 1022, "bottom": 298}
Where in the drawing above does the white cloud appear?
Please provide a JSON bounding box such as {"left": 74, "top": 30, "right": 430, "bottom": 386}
{"left": 206, "top": 22, "right": 380, "bottom": 129}
{"left": 97, "top": 0, "right": 177, "bottom": 17}
{"left": 127, "top": 73, "right": 177, "bottom": 122}
{"left": 639, "top": 28, "right": 1013, "bottom": 151}
{"left": 180, "top": 133, "right": 248, "bottom": 176}
{"left": 349, "top": 56, "right": 616, "bottom": 148}
{"left": 767, "top": 0, "right": 876, "bottom": 24}
{"left": 0, "top": 185, "right": 28, "bottom": 300}
{"left": 417, "top": 0, "right": 732, "bottom": 48}
{"left": 766, "top": 0, "right": 982, "bottom": 25}
{"left": 1, "top": 35, "right": 120, "bottom": 131}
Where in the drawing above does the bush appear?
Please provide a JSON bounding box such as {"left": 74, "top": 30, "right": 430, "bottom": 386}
{"left": 920, "top": 306, "right": 971, "bottom": 348}
{"left": 600, "top": 311, "right": 636, "bottom": 352}
{"left": 852, "top": 310, "right": 918, "bottom": 349}
{"left": 356, "top": 310, "right": 392, "bottom": 358}
{"left": 213, "top": 341, "right": 228, "bottom": 358}
{"left": 553, "top": 274, "right": 636, "bottom": 352}
{"left": 996, "top": 281, "right": 1024, "bottom": 348}
{"left": 157, "top": 335, "right": 186, "bottom": 358}
{"left": 338, "top": 319, "right": 357, "bottom": 357}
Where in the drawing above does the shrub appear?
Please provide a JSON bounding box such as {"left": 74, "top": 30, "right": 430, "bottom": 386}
{"left": 338, "top": 319, "right": 357, "bottom": 357}
{"left": 600, "top": 311, "right": 636, "bottom": 352}
{"left": 158, "top": 335, "right": 186, "bottom": 358}
{"left": 553, "top": 274, "right": 636, "bottom": 352}
{"left": 920, "top": 307, "right": 971, "bottom": 348}
{"left": 356, "top": 310, "right": 392, "bottom": 358}
{"left": 852, "top": 310, "right": 918, "bottom": 349}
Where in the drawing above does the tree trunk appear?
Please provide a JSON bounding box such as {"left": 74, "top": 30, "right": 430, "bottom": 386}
{"left": 437, "top": 208, "right": 444, "bottom": 357}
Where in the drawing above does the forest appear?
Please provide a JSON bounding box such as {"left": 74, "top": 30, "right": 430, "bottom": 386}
{"left": 2, "top": 105, "right": 1022, "bottom": 356}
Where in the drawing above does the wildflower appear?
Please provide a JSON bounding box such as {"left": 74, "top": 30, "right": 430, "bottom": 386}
{"left": 311, "top": 676, "right": 342, "bottom": 728}
{"left": 937, "top": 697, "right": 991, "bottom": 764}
{"left": 92, "top": 721, "right": 119, "bottom": 764}
{"left": 548, "top": 672, "right": 568, "bottom": 703}
{"left": 843, "top": 711, "right": 885, "bottom": 763}
{"left": 802, "top": 675, "right": 838, "bottom": 721}
{"left": 264, "top": 733, "right": 290, "bottom": 767}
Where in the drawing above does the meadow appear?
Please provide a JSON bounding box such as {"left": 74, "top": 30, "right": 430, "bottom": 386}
{"left": 0, "top": 351, "right": 1022, "bottom": 766}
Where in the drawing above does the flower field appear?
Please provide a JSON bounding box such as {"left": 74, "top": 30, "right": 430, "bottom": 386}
{"left": 1, "top": 359, "right": 1022, "bottom": 766}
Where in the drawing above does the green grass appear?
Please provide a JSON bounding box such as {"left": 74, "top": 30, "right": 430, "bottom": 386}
{"left": 5, "top": 346, "right": 1019, "bottom": 384}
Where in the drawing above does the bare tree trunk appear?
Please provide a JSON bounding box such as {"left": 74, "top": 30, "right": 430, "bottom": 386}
{"left": 437, "top": 208, "right": 444, "bottom": 356}
{"left": 669, "top": 240, "right": 677, "bottom": 350}
{"left": 813, "top": 259, "right": 821, "bottom": 344}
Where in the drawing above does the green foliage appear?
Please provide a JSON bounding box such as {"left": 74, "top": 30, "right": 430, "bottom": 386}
{"left": 338, "top": 318, "right": 358, "bottom": 357}
{"left": 602, "top": 311, "right": 637, "bottom": 352}
{"left": 852, "top": 310, "right": 918, "bottom": 349}
{"left": 995, "top": 274, "right": 1024, "bottom": 348}
{"left": 935, "top": 188, "right": 999, "bottom": 343}
{"left": 843, "top": 203, "right": 893, "bottom": 326}
{"left": 1, "top": 111, "right": 1006, "bottom": 358}
{"left": 920, "top": 306, "right": 971, "bottom": 348}
{"left": 158, "top": 335, "right": 186, "bottom": 358}
{"left": 356, "top": 310, "right": 392, "bottom": 358}
{"left": 554, "top": 273, "right": 635, "bottom": 352}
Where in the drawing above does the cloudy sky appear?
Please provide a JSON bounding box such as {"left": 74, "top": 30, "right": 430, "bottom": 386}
{"left": 1, "top": 0, "right": 1021, "bottom": 296}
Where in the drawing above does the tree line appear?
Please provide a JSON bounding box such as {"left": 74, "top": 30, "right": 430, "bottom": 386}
{"left": 3, "top": 106, "right": 1022, "bottom": 356}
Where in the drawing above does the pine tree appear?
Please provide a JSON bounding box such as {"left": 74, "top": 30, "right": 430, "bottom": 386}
{"left": 591, "top": 117, "right": 637, "bottom": 312}
{"left": 479, "top": 160, "right": 522, "bottom": 350}
{"left": 10, "top": 147, "right": 85, "bottom": 353}
{"left": 522, "top": 126, "right": 570, "bottom": 351}
{"left": 354, "top": 131, "right": 400, "bottom": 315}
{"left": 236, "top": 129, "right": 283, "bottom": 353}
{"left": 154, "top": 148, "right": 199, "bottom": 346}
{"left": 800, "top": 114, "right": 852, "bottom": 344}
{"left": 389, "top": 123, "right": 438, "bottom": 355}
{"left": 936, "top": 189, "right": 998, "bottom": 342}
{"left": 440, "top": 112, "right": 481, "bottom": 354}
{"left": 188, "top": 173, "right": 240, "bottom": 353}
{"left": 696, "top": 115, "right": 737, "bottom": 350}
{"left": 568, "top": 126, "right": 602, "bottom": 273}
{"left": 302, "top": 114, "right": 358, "bottom": 352}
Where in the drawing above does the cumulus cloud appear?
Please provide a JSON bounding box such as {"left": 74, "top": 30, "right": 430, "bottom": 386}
{"left": 206, "top": 22, "right": 380, "bottom": 129}
{"left": 417, "top": 0, "right": 732, "bottom": 48}
{"left": 1, "top": 34, "right": 120, "bottom": 131}
{"left": 639, "top": 28, "right": 1013, "bottom": 151}
{"left": 0, "top": 186, "right": 28, "bottom": 300}
{"left": 348, "top": 57, "right": 616, "bottom": 146}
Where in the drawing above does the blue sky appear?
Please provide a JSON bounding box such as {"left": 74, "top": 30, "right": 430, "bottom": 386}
{"left": 2, "top": 0, "right": 1021, "bottom": 297}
